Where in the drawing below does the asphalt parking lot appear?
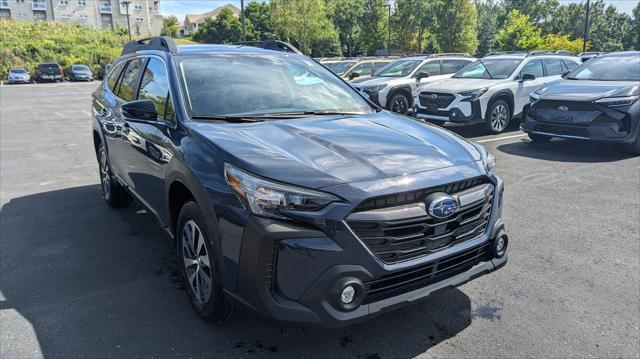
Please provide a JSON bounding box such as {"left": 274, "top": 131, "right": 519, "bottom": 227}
{"left": 1, "top": 81, "right": 638, "bottom": 358}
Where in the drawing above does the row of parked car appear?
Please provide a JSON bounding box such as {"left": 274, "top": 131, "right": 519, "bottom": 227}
{"left": 319, "top": 50, "right": 639, "bottom": 154}
{"left": 6, "top": 63, "right": 95, "bottom": 84}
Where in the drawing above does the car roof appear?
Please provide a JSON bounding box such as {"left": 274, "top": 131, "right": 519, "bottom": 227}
{"left": 175, "top": 44, "right": 298, "bottom": 56}
{"left": 602, "top": 51, "right": 639, "bottom": 58}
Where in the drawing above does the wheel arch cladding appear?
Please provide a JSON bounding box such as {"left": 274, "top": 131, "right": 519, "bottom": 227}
{"left": 388, "top": 85, "right": 413, "bottom": 107}
{"left": 168, "top": 180, "right": 195, "bottom": 234}
{"left": 488, "top": 90, "right": 514, "bottom": 116}
{"left": 92, "top": 130, "right": 102, "bottom": 156}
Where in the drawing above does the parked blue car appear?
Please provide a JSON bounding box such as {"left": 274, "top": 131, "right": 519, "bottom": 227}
{"left": 91, "top": 37, "right": 508, "bottom": 327}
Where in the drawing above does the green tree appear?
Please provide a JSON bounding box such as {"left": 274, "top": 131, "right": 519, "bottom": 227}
{"left": 359, "top": 0, "right": 388, "bottom": 55}
{"left": 193, "top": 8, "right": 244, "bottom": 44}
{"left": 476, "top": 0, "right": 504, "bottom": 55}
{"left": 244, "top": 2, "right": 274, "bottom": 41}
{"left": 540, "top": 33, "right": 586, "bottom": 54}
{"left": 271, "top": 0, "right": 337, "bottom": 55}
{"left": 431, "top": 0, "right": 478, "bottom": 54}
{"left": 631, "top": 2, "right": 640, "bottom": 50}
{"left": 331, "top": 0, "right": 364, "bottom": 56}
{"left": 496, "top": 10, "right": 542, "bottom": 51}
{"left": 502, "top": 0, "right": 559, "bottom": 24}
{"left": 160, "top": 15, "right": 179, "bottom": 37}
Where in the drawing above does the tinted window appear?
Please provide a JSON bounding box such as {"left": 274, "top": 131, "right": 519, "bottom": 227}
{"left": 459, "top": 60, "right": 473, "bottom": 68}
{"left": 520, "top": 59, "right": 544, "bottom": 78}
{"left": 10, "top": 69, "right": 27, "bottom": 74}
{"left": 543, "top": 59, "right": 564, "bottom": 76}
{"left": 454, "top": 59, "right": 522, "bottom": 79}
{"left": 116, "top": 58, "right": 144, "bottom": 101}
{"left": 72, "top": 65, "right": 90, "bottom": 71}
{"left": 415, "top": 61, "right": 441, "bottom": 76}
{"left": 107, "top": 62, "right": 125, "bottom": 92}
{"left": 178, "top": 55, "right": 373, "bottom": 117}
{"left": 328, "top": 61, "right": 356, "bottom": 76}
{"left": 350, "top": 62, "right": 372, "bottom": 76}
{"left": 562, "top": 59, "right": 579, "bottom": 71}
{"left": 442, "top": 60, "right": 461, "bottom": 74}
{"left": 138, "top": 58, "right": 172, "bottom": 120}
{"left": 373, "top": 61, "right": 390, "bottom": 71}
{"left": 39, "top": 64, "right": 60, "bottom": 70}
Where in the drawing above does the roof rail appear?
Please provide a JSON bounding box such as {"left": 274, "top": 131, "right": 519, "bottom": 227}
{"left": 122, "top": 36, "right": 178, "bottom": 55}
{"left": 429, "top": 53, "right": 473, "bottom": 58}
{"left": 527, "top": 50, "right": 573, "bottom": 56}
{"left": 485, "top": 51, "right": 526, "bottom": 57}
{"left": 234, "top": 40, "right": 303, "bottom": 55}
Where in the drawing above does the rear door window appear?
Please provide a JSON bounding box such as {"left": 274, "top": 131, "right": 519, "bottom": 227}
{"left": 415, "top": 61, "right": 441, "bottom": 76}
{"left": 543, "top": 59, "right": 564, "bottom": 76}
{"left": 116, "top": 58, "right": 145, "bottom": 102}
{"left": 442, "top": 60, "right": 461, "bottom": 74}
{"left": 107, "top": 62, "right": 125, "bottom": 92}
{"left": 561, "top": 59, "right": 579, "bottom": 71}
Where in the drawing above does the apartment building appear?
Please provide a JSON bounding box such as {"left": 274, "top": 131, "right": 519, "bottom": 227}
{"left": 180, "top": 4, "right": 240, "bottom": 37}
{"left": 0, "top": 0, "right": 163, "bottom": 37}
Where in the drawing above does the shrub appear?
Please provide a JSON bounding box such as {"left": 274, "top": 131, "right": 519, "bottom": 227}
{"left": 0, "top": 19, "right": 127, "bottom": 79}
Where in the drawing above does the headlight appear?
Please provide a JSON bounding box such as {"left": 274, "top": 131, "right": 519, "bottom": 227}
{"left": 473, "top": 143, "right": 496, "bottom": 173}
{"left": 224, "top": 163, "right": 340, "bottom": 220}
{"left": 459, "top": 87, "right": 488, "bottom": 101}
{"left": 362, "top": 84, "right": 386, "bottom": 92}
{"left": 529, "top": 91, "right": 541, "bottom": 102}
{"left": 594, "top": 95, "right": 639, "bottom": 107}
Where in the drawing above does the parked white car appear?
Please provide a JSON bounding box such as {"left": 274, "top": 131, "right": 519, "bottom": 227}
{"left": 414, "top": 51, "right": 581, "bottom": 133}
{"left": 350, "top": 54, "right": 476, "bottom": 114}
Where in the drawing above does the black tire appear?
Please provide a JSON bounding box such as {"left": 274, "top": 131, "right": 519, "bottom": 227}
{"left": 177, "top": 201, "right": 238, "bottom": 323}
{"left": 485, "top": 99, "right": 511, "bottom": 134}
{"left": 388, "top": 92, "right": 410, "bottom": 115}
{"left": 98, "top": 143, "right": 131, "bottom": 207}
{"left": 528, "top": 133, "right": 552, "bottom": 143}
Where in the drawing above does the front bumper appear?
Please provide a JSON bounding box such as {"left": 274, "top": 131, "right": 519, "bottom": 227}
{"left": 8, "top": 78, "right": 30, "bottom": 83}
{"left": 415, "top": 99, "right": 484, "bottom": 124}
{"left": 227, "top": 172, "right": 507, "bottom": 327}
{"left": 521, "top": 100, "right": 640, "bottom": 144}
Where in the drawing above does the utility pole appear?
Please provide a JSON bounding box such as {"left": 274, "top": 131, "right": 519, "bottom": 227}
{"left": 387, "top": 4, "right": 391, "bottom": 56}
{"left": 240, "top": 0, "right": 246, "bottom": 42}
{"left": 121, "top": 0, "right": 132, "bottom": 41}
{"left": 582, "top": 0, "right": 590, "bottom": 52}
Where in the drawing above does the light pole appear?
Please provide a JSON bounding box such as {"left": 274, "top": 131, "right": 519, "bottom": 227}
{"left": 582, "top": 0, "right": 590, "bottom": 52}
{"left": 240, "top": 0, "right": 246, "bottom": 42}
{"left": 380, "top": 3, "right": 391, "bottom": 56}
{"left": 121, "top": 0, "right": 132, "bottom": 41}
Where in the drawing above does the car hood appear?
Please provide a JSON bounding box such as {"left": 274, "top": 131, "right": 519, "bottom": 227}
{"left": 426, "top": 78, "right": 506, "bottom": 92}
{"left": 537, "top": 79, "right": 640, "bottom": 101}
{"left": 190, "top": 111, "right": 480, "bottom": 189}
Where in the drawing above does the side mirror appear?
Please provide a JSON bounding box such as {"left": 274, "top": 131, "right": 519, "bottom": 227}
{"left": 349, "top": 72, "right": 360, "bottom": 80}
{"left": 122, "top": 100, "right": 158, "bottom": 122}
{"left": 520, "top": 73, "right": 536, "bottom": 82}
{"left": 416, "top": 71, "right": 430, "bottom": 80}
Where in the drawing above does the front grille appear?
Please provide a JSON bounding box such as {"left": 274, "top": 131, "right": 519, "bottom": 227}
{"left": 535, "top": 123, "right": 591, "bottom": 138}
{"left": 363, "top": 242, "right": 493, "bottom": 303}
{"left": 348, "top": 178, "right": 493, "bottom": 264}
{"left": 419, "top": 92, "right": 456, "bottom": 108}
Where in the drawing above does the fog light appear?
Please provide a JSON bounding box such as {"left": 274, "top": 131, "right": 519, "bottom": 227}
{"left": 492, "top": 233, "right": 508, "bottom": 258}
{"left": 340, "top": 285, "right": 356, "bottom": 304}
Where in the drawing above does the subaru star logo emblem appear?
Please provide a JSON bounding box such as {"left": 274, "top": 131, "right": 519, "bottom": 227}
{"left": 429, "top": 94, "right": 438, "bottom": 100}
{"left": 558, "top": 105, "right": 569, "bottom": 112}
{"left": 427, "top": 193, "right": 459, "bottom": 219}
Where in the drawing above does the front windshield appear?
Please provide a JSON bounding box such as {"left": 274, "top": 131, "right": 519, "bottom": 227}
{"left": 73, "top": 65, "right": 90, "bottom": 71}
{"left": 10, "top": 69, "right": 27, "bottom": 74}
{"left": 567, "top": 55, "right": 640, "bottom": 81}
{"left": 178, "top": 54, "right": 374, "bottom": 117}
{"left": 326, "top": 61, "right": 356, "bottom": 76}
{"left": 374, "top": 60, "right": 421, "bottom": 77}
{"left": 454, "top": 59, "right": 522, "bottom": 79}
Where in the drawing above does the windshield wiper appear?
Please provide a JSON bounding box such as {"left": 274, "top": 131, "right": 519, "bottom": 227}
{"left": 241, "top": 111, "right": 365, "bottom": 118}
{"left": 191, "top": 115, "right": 264, "bottom": 123}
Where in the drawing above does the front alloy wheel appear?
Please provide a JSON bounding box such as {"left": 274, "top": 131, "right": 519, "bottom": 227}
{"left": 181, "top": 220, "right": 212, "bottom": 304}
{"left": 389, "top": 93, "right": 410, "bottom": 114}
{"left": 98, "top": 144, "right": 130, "bottom": 207}
{"left": 487, "top": 100, "right": 511, "bottom": 133}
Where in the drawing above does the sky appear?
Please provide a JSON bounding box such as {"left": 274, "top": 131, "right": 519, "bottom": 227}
{"left": 160, "top": 0, "right": 638, "bottom": 20}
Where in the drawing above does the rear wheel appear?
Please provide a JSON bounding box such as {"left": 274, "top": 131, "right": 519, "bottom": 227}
{"left": 388, "top": 93, "right": 410, "bottom": 115}
{"left": 528, "top": 133, "right": 552, "bottom": 143}
{"left": 98, "top": 143, "right": 131, "bottom": 207}
{"left": 177, "top": 201, "right": 238, "bottom": 322}
{"left": 486, "top": 100, "right": 511, "bottom": 134}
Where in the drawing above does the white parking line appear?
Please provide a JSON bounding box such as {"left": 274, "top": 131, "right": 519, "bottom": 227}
{"left": 476, "top": 133, "right": 528, "bottom": 143}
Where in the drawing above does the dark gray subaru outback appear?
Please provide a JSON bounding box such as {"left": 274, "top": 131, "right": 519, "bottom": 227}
{"left": 92, "top": 37, "right": 508, "bottom": 327}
